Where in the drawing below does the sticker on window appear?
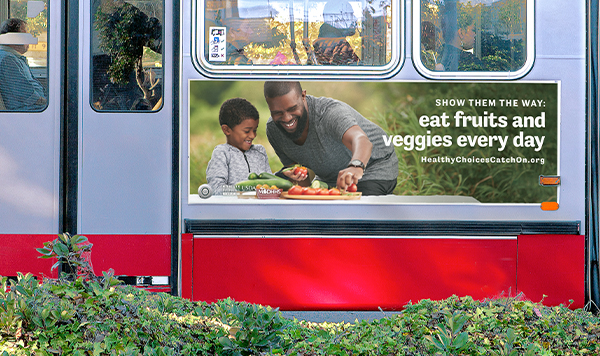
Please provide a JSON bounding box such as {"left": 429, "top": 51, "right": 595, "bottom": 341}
{"left": 209, "top": 27, "right": 227, "bottom": 62}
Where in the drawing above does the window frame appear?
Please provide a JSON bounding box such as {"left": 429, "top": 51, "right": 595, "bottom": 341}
{"left": 191, "top": 0, "right": 405, "bottom": 79}
{"left": 0, "top": 0, "right": 49, "bottom": 112}
{"left": 89, "top": 0, "right": 165, "bottom": 113}
{"left": 412, "top": 0, "right": 535, "bottom": 80}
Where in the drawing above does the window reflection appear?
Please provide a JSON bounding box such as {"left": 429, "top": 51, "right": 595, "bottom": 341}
{"left": 203, "top": 0, "right": 393, "bottom": 67}
{"left": 420, "top": 0, "right": 527, "bottom": 73}
{"left": 313, "top": 1, "right": 359, "bottom": 65}
{"left": 0, "top": 0, "right": 48, "bottom": 111}
{"left": 91, "top": 0, "right": 163, "bottom": 111}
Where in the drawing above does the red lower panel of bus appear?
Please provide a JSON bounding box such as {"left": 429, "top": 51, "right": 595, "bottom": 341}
{"left": 82, "top": 234, "right": 171, "bottom": 278}
{"left": 182, "top": 234, "right": 585, "bottom": 310}
{"left": 0, "top": 234, "right": 58, "bottom": 279}
{"left": 516, "top": 234, "right": 585, "bottom": 308}
{"left": 182, "top": 234, "right": 584, "bottom": 310}
{"left": 0, "top": 234, "right": 171, "bottom": 289}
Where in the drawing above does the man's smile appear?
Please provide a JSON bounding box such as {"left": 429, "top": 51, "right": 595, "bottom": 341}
{"left": 281, "top": 117, "right": 298, "bottom": 131}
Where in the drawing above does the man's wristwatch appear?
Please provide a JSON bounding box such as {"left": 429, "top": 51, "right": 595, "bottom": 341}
{"left": 347, "top": 159, "right": 365, "bottom": 170}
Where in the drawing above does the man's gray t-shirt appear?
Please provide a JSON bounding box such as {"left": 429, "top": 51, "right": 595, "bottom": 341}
{"left": 266, "top": 95, "right": 398, "bottom": 187}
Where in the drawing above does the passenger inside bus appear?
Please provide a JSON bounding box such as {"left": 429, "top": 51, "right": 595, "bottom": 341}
{"left": 439, "top": 0, "right": 485, "bottom": 71}
{"left": 312, "top": 0, "right": 359, "bottom": 65}
{"left": 222, "top": 17, "right": 254, "bottom": 65}
{"left": 0, "top": 18, "right": 46, "bottom": 111}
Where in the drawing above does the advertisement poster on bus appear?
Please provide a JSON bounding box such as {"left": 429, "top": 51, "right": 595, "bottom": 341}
{"left": 189, "top": 81, "right": 558, "bottom": 204}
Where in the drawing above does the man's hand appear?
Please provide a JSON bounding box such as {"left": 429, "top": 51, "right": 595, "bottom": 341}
{"left": 337, "top": 166, "right": 363, "bottom": 190}
{"left": 282, "top": 168, "right": 310, "bottom": 186}
{"left": 338, "top": 125, "right": 371, "bottom": 190}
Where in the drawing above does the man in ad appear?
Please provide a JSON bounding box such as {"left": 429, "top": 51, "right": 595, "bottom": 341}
{"left": 264, "top": 81, "right": 399, "bottom": 195}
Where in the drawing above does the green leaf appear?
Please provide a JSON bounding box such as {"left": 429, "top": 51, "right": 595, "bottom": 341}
{"left": 53, "top": 242, "right": 69, "bottom": 256}
{"left": 425, "top": 335, "right": 445, "bottom": 351}
{"left": 74, "top": 235, "right": 89, "bottom": 244}
{"left": 14, "top": 285, "right": 27, "bottom": 296}
{"left": 36, "top": 247, "right": 53, "bottom": 256}
{"left": 58, "top": 233, "right": 70, "bottom": 244}
{"left": 51, "top": 261, "right": 60, "bottom": 271}
{"left": 32, "top": 316, "right": 44, "bottom": 328}
{"left": 50, "top": 310, "right": 60, "bottom": 319}
{"left": 93, "top": 342, "right": 105, "bottom": 356}
{"left": 452, "top": 332, "right": 469, "bottom": 350}
{"left": 219, "top": 336, "right": 234, "bottom": 348}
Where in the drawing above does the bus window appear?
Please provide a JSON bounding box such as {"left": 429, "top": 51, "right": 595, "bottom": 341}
{"left": 195, "top": 0, "right": 401, "bottom": 76}
{"left": 415, "top": 0, "right": 533, "bottom": 78}
{"left": 91, "top": 0, "right": 163, "bottom": 111}
{"left": 0, "top": 0, "right": 48, "bottom": 111}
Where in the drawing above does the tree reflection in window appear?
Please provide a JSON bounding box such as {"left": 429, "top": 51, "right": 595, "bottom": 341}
{"left": 92, "top": 0, "right": 163, "bottom": 111}
{"left": 202, "top": 0, "right": 392, "bottom": 67}
{"left": 420, "top": 0, "right": 526, "bottom": 72}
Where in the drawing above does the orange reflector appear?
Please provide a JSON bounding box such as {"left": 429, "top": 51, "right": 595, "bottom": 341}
{"left": 541, "top": 202, "right": 559, "bottom": 211}
{"left": 539, "top": 175, "right": 560, "bottom": 186}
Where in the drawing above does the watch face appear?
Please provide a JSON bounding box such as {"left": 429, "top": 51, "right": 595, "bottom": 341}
{"left": 349, "top": 159, "right": 364, "bottom": 168}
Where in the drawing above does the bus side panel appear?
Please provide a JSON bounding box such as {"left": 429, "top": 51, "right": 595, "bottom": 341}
{"left": 78, "top": 1, "right": 174, "bottom": 235}
{"left": 181, "top": 233, "right": 194, "bottom": 299}
{"left": 189, "top": 237, "right": 517, "bottom": 310}
{"left": 0, "top": 234, "right": 58, "bottom": 279}
{"left": 83, "top": 234, "right": 171, "bottom": 277}
{"left": 0, "top": 118, "right": 60, "bottom": 235}
{"left": 517, "top": 234, "right": 585, "bottom": 308}
{"left": 0, "top": 0, "right": 63, "bottom": 237}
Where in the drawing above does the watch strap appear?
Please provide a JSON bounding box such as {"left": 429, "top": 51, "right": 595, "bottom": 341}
{"left": 348, "top": 159, "right": 365, "bottom": 170}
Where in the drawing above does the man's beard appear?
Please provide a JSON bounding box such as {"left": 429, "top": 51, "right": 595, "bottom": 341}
{"left": 275, "top": 104, "right": 308, "bottom": 142}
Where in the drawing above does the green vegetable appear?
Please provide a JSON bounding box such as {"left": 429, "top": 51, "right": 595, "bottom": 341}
{"left": 235, "top": 178, "right": 293, "bottom": 191}
{"left": 311, "top": 180, "right": 328, "bottom": 189}
{"left": 248, "top": 172, "right": 259, "bottom": 180}
{"left": 282, "top": 164, "right": 301, "bottom": 173}
{"left": 258, "top": 172, "right": 280, "bottom": 180}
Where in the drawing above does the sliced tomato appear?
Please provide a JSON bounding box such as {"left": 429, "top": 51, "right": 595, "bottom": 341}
{"left": 304, "top": 188, "right": 317, "bottom": 195}
{"left": 329, "top": 188, "right": 341, "bottom": 195}
{"left": 318, "top": 188, "right": 330, "bottom": 195}
{"left": 301, "top": 187, "right": 309, "bottom": 194}
{"left": 288, "top": 186, "right": 303, "bottom": 195}
{"left": 347, "top": 183, "right": 358, "bottom": 193}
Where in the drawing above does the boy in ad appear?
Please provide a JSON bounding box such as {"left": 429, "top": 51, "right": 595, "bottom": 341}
{"left": 206, "top": 98, "right": 272, "bottom": 195}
